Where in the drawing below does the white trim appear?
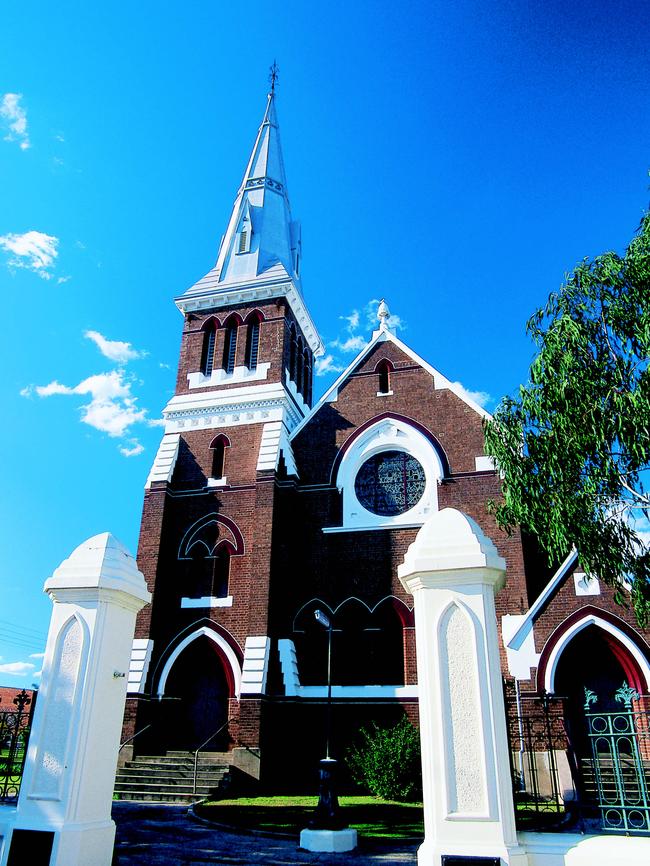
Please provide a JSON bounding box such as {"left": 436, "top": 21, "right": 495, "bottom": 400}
{"left": 543, "top": 613, "right": 650, "bottom": 694}
{"left": 180, "top": 595, "right": 233, "bottom": 608}
{"left": 127, "top": 638, "right": 154, "bottom": 693}
{"left": 334, "top": 417, "right": 443, "bottom": 530}
{"left": 187, "top": 361, "right": 270, "bottom": 389}
{"left": 176, "top": 279, "right": 324, "bottom": 357}
{"left": 507, "top": 550, "right": 579, "bottom": 651}
{"left": 292, "top": 327, "right": 490, "bottom": 441}
{"left": 145, "top": 433, "right": 181, "bottom": 489}
{"left": 323, "top": 522, "right": 424, "bottom": 534}
{"left": 161, "top": 381, "right": 305, "bottom": 432}
{"left": 298, "top": 684, "right": 418, "bottom": 698}
{"left": 241, "top": 635, "right": 271, "bottom": 695}
{"left": 277, "top": 638, "right": 416, "bottom": 699}
{"left": 156, "top": 626, "right": 242, "bottom": 698}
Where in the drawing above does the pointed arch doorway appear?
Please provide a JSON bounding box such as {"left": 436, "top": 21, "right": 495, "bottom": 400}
{"left": 162, "top": 636, "right": 231, "bottom": 752}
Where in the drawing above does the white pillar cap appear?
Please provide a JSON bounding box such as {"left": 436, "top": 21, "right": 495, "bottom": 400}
{"left": 398, "top": 508, "right": 505, "bottom": 590}
{"left": 45, "top": 532, "right": 151, "bottom": 605}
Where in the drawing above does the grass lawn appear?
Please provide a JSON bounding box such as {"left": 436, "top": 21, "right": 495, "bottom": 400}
{"left": 195, "top": 795, "right": 424, "bottom": 839}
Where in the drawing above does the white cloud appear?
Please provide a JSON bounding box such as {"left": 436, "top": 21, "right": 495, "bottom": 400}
{"left": 331, "top": 335, "right": 366, "bottom": 353}
{"left": 449, "top": 381, "right": 492, "bottom": 409}
{"left": 0, "top": 230, "right": 59, "bottom": 278}
{"left": 319, "top": 298, "right": 408, "bottom": 377}
{"left": 119, "top": 439, "right": 145, "bottom": 458}
{"left": 0, "top": 662, "right": 35, "bottom": 676}
{"left": 30, "top": 370, "right": 147, "bottom": 437}
{"left": 1, "top": 93, "right": 30, "bottom": 150}
{"left": 315, "top": 354, "right": 345, "bottom": 377}
{"left": 148, "top": 418, "right": 166, "bottom": 428}
{"left": 57, "top": 275, "right": 71, "bottom": 284}
{"left": 84, "top": 330, "right": 145, "bottom": 363}
{"left": 340, "top": 310, "right": 359, "bottom": 332}
{"left": 29, "top": 652, "right": 45, "bottom": 659}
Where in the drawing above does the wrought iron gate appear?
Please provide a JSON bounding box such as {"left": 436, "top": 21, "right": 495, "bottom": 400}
{"left": 0, "top": 689, "right": 34, "bottom": 802}
{"left": 584, "top": 683, "right": 650, "bottom": 834}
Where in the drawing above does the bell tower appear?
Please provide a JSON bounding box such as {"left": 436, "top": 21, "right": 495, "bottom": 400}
{"left": 122, "top": 86, "right": 323, "bottom": 772}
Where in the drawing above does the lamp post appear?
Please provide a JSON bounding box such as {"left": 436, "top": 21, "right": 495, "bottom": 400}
{"left": 307, "top": 609, "right": 345, "bottom": 831}
{"left": 314, "top": 608, "right": 333, "bottom": 759}
{"left": 300, "top": 609, "right": 357, "bottom": 851}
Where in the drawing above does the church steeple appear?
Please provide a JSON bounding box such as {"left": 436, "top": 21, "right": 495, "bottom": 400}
{"left": 211, "top": 90, "right": 300, "bottom": 289}
{"left": 176, "top": 87, "right": 313, "bottom": 319}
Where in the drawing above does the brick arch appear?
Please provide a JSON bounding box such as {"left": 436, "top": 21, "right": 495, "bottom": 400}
{"left": 201, "top": 315, "right": 221, "bottom": 331}
{"left": 153, "top": 619, "right": 244, "bottom": 699}
{"left": 222, "top": 312, "right": 243, "bottom": 327}
{"left": 243, "top": 308, "right": 265, "bottom": 324}
{"left": 537, "top": 605, "right": 650, "bottom": 695}
{"left": 178, "top": 512, "right": 244, "bottom": 560}
{"left": 330, "top": 411, "right": 451, "bottom": 483}
{"left": 209, "top": 433, "right": 231, "bottom": 449}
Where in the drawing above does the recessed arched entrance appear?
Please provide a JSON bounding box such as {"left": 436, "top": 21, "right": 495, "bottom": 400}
{"left": 162, "top": 636, "right": 231, "bottom": 751}
{"left": 554, "top": 625, "right": 633, "bottom": 756}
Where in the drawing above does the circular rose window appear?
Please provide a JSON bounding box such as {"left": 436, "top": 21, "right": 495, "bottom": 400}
{"left": 354, "top": 450, "right": 426, "bottom": 516}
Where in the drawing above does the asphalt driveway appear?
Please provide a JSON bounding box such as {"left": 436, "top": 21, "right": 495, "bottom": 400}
{"left": 112, "top": 802, "right": 418, "bottom": 866}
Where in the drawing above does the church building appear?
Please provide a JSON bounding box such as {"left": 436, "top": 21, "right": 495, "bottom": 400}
{"left": 120, "top": 88, "right": 650, "bottom": 791}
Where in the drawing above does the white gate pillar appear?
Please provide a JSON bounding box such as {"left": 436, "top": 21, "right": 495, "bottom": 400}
{"left": 398, "top": 508, "right": 528, "bottom": 866}
{"left": 4, "top": 533, "right": 150, "bottom": 866}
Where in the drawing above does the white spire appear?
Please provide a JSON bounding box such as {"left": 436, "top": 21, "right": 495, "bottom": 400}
{"left": 206, "top": 91, "right": 301, "bottom": 290}
{"left": 176, "top": 87, "right": 323, "bottom": 358}
{"left": 377, "top": 298, "right": 391, "bottom": 331}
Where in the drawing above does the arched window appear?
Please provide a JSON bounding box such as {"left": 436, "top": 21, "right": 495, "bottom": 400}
{"left": 289, "top": 324, "right": 297, "bottom": 382}
{"left": 185, "top": 542, "right": 232, "bottom": 601}
{"left": 223, "top": 320, "right": 238, "bottom": 374}
{"left": 292, "top": 597, "right": 406, "bottom": 686}
{"left": 209, "top": 434, "right": 230, "bottom": 480}
{"left": 295, "top": 337, "right": 304, "bottom": 394}
{"left": 237, "top": 214, "right": 251, "bottom": 254}
{"left": 303, "top": 351, "right": 312, "bottom": 405}
{"left": 200, "top": 320, "right": 217, "bottom": 376}
{"left": 211, "top": 545, "right": 231, "bottom": 599}
{"left": 245, "top": 313, "right": 261, "bottom": 370}
{"left": 376, "top": 359, "right": 393, "bottom": 395}
{"left": 301, "top": 347, "right": 310, "bottom": 401}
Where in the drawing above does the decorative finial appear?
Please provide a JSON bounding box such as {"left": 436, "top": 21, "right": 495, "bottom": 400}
{"left": 269, "top": 61, "right": 279, "bottom": 94}
{"left": 377, "top": 298, "right": 391, "bottom": 330}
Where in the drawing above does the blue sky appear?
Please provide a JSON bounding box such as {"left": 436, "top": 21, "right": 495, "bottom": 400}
{"left": 1, "top": 1, "right": 649, "bottom": 688}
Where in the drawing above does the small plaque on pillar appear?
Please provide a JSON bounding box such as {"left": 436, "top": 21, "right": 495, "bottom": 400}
{"left": 441, "top": 857, "right": 500, "bottom": 866}
{"left": 7, "top": 829, "right": 55, "bottom": 866}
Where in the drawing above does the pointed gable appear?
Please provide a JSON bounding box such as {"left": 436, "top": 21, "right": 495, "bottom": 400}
{"left": 291, "top": 314, "right": 493, "bottom": 485}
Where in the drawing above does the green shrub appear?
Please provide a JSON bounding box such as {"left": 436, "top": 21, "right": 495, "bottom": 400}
{"left": 345, "top": 717, "right": 422, "bottom": 802}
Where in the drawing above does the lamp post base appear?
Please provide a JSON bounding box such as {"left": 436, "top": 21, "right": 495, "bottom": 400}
{"left": 299, "top": 827, "right": 358, "bottom": 853}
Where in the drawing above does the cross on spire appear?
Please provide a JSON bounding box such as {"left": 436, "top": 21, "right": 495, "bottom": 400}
{"left": 269, "top": 61, "right": 279, "bottom": 94}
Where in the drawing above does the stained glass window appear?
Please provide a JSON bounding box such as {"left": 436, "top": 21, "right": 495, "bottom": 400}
{"left": 354, "top": 450, "right": 425, "bottom": 516}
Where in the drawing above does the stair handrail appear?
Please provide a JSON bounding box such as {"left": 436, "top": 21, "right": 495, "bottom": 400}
{"left": 192, "top": 718, "right": 234, "bottom": 795}
{"left": 119, "top": 724, "right": 152, "bottom": 753}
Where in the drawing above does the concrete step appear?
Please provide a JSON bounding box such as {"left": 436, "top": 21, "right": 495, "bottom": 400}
{"left": 114, "top": 780, "right": 216, "bottom": 794}
{"left": 114, "top": 752, "right": 231, "bottom": 803}
{"left": 114, "top": 789, "right": 206, "bottom": 803}
{"left": 120, "top": 763, "right": 227, "bottom": 777}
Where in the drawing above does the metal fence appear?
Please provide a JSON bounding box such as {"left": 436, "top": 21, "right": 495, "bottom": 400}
{"left": 0, "top": 689, "right": 34, "bottom": 803}
{"left": 584, "top": 683, "right": 650, "bottom": 834}
{"left": 504, "top": 680, "right": 650, "bottom": 836}
{"left": 504, "top": 683, "right": 573, "bottom": 831}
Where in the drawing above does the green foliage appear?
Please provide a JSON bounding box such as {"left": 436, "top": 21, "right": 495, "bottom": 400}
{"left": 346, "top": 717, "right": 422, "bottom": 802}
{"left": 484, "top": 210, "right": 650, "bottom": 625}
